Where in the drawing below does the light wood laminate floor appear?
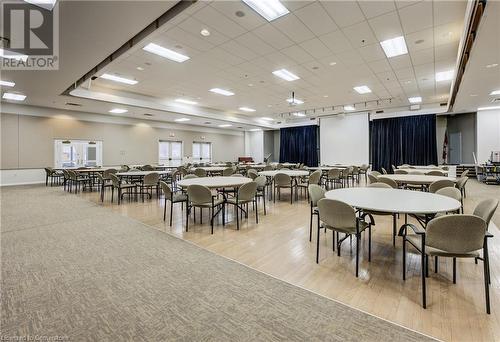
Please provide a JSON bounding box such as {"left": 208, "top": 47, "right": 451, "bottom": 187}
{"left": 79, "top": 179, "right": 500, "bottom": 342}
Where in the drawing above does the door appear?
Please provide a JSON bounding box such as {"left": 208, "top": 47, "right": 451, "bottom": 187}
{"left": 159, "top": 141, "right": 183, "bottom": 166}
{"left": 55, "top": 140, "right": 103, "bottom": 168}
{"left": 449, "top": 132, "right": 462, "bottom": 164}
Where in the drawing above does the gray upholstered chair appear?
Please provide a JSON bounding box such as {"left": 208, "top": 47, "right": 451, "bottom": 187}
{"left": 359, "top": 164, "right": 369, "bottom": 182}
{"left": 297, "top": 170, "right": 321, "bottom": 199}
{"left": 367, "top": 173, "right": 379, "bottom": 184}
{"left": 370, "top": 170, "right": 381, "bottom": 177}
{"left": 183, "top": 174, "right": 198, "bottom": 180}
{"left": 109, "top": 174, "right": 136, "bottom": 204}
{"left": 254, "top": 175, "right": 267, "bottom": 215}
{"left": 222, "top": 167, "right": 234, "bottom": 176}
{"left": 138, "top": 172, "right": 160, "bottom": 202}
{"left": 308, "top": 184, "right": 325, "bottom": 242}
{"left": 368, "top": 182, "right": 391, "bottom": 188}
{"left": 160, "top": 181, "right": 187, "bottom": 226}
{"left": 142, "top": 164, "right": 154, "bottom": 171}
{"left": 366, "top": 181, "right": 398, "bottom": 245}
{"left": 429, "top": 179, "right": 455, "bottom": 193}
{"left": 186, "top": 184, "right": 224, "bottom": 234}
{"left": 317, "top": 199, "right": 373, "bottom": 277}
{"left": 263, "top": 165, "right": 273, "bottom": 171}
{"left": 394, "top": 169, "right": 408, "bottom": 174}
{"left": 435, "top": 187, "right": 462, "bottom": 214}
{"left": 226, "top": 181, "right": 258, "bottom": 230}
{"left": 377, "top": 177, "right": 398, "bottom": 189}
{"left": 381, "top": 167, "right": 388, "bottom": 174}
{"left": 67, "top": 170, "right": 90, "bottom": 193}
{"left": 473, "top": 199, "right": 499, "bottom": 230}
{"left": 327, "top": 169, "right": 343, "bottom": 189}
{"left": 44, "top": 167, "right": 63, "bottom": 186}
{"left": 247, "top": 169, "right": 258, "bottom": 180}
{"left": 96, "top": 173, "right": 113, "bottom": 202}
{"left": 427, "top": 170, "right": 445, "bottom": 176}
{"left": 194, "top": 168, "right": 207, "bottom": 177}
{"left": 456, "top": 176, "right": 469, "bottom": 202}
{"left": 274, "top": 173, "right": 294, "bottom": 204}
{"left": 399, "top": 215, "right": 492, "bottom": 313}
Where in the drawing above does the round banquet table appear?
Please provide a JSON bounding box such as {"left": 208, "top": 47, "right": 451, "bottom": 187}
{"left": 324, "top": 187, "right": 461, "bottom": 215}
{"left": 379, "top": 174, "right": 455, "bottom": 185}
{"left": 192, "top": 167, "right": 227, "bottom": 172}
{"left": 177, "top": 176, "right": 252, "bottom": 189}
{"left": 116, "top": 170, "right": 170, "bottom": 177}
{"left": 398, "top": 165, "right": 444, "bottom": 170}
{"left": 258, "top": 170, "right": 309, "bottom": 177}
{"left": 397, "top": 168, "right": 448, "bottom": 175}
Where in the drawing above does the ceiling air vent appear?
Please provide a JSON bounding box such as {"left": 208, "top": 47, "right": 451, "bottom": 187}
{"left": 440, "top": 102, "right": 448, "bottom": 106}
{"left": 376, "top": 110, "right": 384, "bottom": 114}
{"left": 65, "top": 102, "right": 82, "bottom": 107}
{"left": 143, "top": 113, "right": 154, "bottom": 117}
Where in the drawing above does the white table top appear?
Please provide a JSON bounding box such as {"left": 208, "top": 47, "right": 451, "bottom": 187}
{"left": 192, "top": 167, "right": 227, "bottom": 172}
{"left": 397, "top": 168, "right": 448, "bottom": 175}
{"left": 238, "top": 164, "right": 267, "bottom": 169}
{"left": 324, "top": 188, "right": 461, "bottom": 214}
{"left": 306, "top": 166, "right": 345, "bottom": 171}
{"left": 398, "top": 165, "right": 444, "bottom": 170}
{"left": 177, "top": 176, "right": 252, "bottom": 188}
{"left": 258, "top": 170, "right": 309, "bottom": 177}
{"left": 379, "top": 174, "right": 455, "bottom": 185}
{"left": 116, "top": 171, "right": 170, "bottom": 177}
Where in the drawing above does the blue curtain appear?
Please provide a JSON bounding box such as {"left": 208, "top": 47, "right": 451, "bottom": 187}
{"left": 370, "top": 114, "right": 437, "bottom": 172}
{"left": 279, "top": 125, "right": 318, "bottom": 166}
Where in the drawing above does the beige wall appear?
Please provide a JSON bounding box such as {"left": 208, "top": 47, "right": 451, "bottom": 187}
{"left": 1, "top": 113, "right": 245, "bottom": 169}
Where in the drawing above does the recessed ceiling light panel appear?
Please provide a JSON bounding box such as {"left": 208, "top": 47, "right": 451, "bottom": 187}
{"left": 109, "top": 108, "right": 128, "bottom": 114}
{"left": 2, "top": 93, "right": 26, "bottom": 101}
{"left": 210, "top": 88, "right": 234, "bottom": 96}
{"left": 344, "top": 105, "right": 355, "bottom": 111}
{"left": 175, "top": 118, "right": 191, "bottom": 122}
{"left": 100, "top": 73, "right": 138, "bottom": 85}
{"left": 286, "top": 98, "right": 304, "bottom": 105}
{"left": 272, "top": 68, "right": 300, "bottom": 81}
{"left": 143, "top": 43, "right": 190, "bottom": 63}
{"left": 239, "top": 107, "right": 256, "bottom": 112}
{"left": 435, "top": 70, "right": 454, "bottom": 82}
{"left": 260, "top": 117, "right": 273, "bottom": 121}
{"left": 0, "top": 80, "right": 15, "bottom": 87}
{"left": 489, "top": 90, "right": 500, "bottom": 96}
{"left": 218, "top": 124, "right": 232, "bottom": 127}
{"left": 353, "top": 85, "right": 372, "bottom": 94}
{"left": 242, "top": 0, "right": 289, "bottom": 21}
{"left": 380, "top": 36, "right": 408, "bottom": 58}
{"left": 408, "top": 96, "right": 422, "bottom": 104}
{"left": 175, "top": 98, "right": 197, "bottom": 105}
{"left": 292, "top": 112, "right": 306, "bottom": 117}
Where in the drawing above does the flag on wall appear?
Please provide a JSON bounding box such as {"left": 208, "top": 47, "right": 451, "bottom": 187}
{"left": 442, "top": 131, "right": 448, "bottom": 164}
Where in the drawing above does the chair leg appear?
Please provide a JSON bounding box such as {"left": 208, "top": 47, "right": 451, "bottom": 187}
{"left": 421, "top": 239, "right": 427, "bottom": 309}
{"left": 484, "top": 242, "right": 491, "bottom": 314}
{"left": 210, "top": 206, "right": 214, "bottom": 234}
{"left": 435, "top": 256, "right": 438, "bottom": 273}
{"left": 309, "top": 206, "right": 313, "bottom": 242}
{"left": 163, "top": 198, "right": 167, "bottom": 221}
{"left": 426, "top": 255, "right": 429, "bottom": 277}
{"left": 402, "top": 236, "right": 406, "bottom": 281}
{"left": 453, "top": 257, "right": 457, "bottom": 284}
{"left": 263, "top": 192, "right": 266, "bottom": 215}
{"left": 170, "top": 201, "right": 174, "bottom": 227}
{"left": 316, "top": 223, "right": 320, "bottom": 264}
{"left": 236, "top": 204, "right": 240, "bottom": 230}
{"left": 368, "top": 225, "right": 371, "bottom": 262}
{"left": 255, "top": 199, "right": 258, "bottom": 224}
{"left": 392, "top": 214, "right": 397, "bottom": 247}
{"left": 355, "top": 233, "right": 359, "bottom": 277}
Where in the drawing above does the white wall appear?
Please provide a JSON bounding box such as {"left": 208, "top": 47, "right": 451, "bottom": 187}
{"left": 477, "top": 109, "right": 500, "bottom": 163}
{"left": 244, "top": 131, "right": 264, "bottom": 163}
{"left": 319, "top": 113, "right": 369, "bottom": 165}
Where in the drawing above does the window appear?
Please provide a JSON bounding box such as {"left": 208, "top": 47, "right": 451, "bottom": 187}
{"left": 54, "top": 139, "right": 103, "bottom": 168}
{"left": 159, "top": 141, "right": 183, "bottom": 166}
{"left": 192, "top": 142, "right": 212, "bottom": 163}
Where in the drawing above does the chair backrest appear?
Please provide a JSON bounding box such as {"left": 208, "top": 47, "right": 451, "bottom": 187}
{"left": 194, "top": 168, "right": 207, "bottom": 177}
{"left": 143, "top": 172, "right": 160, "bottom": 186}
{"left": 426, "top": 215, "right": 486, "bottom": 254}
{"left": 274, "top": 173, "right": 291, "bottom": 186}
{"left": 142, "top": 164, "right": 154, "bottom": 171}
{"left": 231, "top": 174, "right": 244, "bottom": 177}
{"left": 237, "top": 181, "right": 258, "bottom": 201}
{"left": 183, "top": 174, "right": 198, "bottom": 179}
{"left": 103, "top": 168, "right": 117, "bottom": 178}
{"left": 429, "top": 179, "right": 455, "bottom": 193}
{"left": 95, "top": 173, "right": 105, "bottom": 182}
{"left": 377, "top": 177, "right": 398, "bottom": 188}
{"left": 400, "top": 164, "right": 410, "bottom": 168}
{"left": 391, "top": 164, "right": 396, "bottom": 172}
{"left": 368, "top": 182, "right": 391, "bottom": 188}
{"left": 44, "top": 167, "right": 53, "bottom": 176}
{"left": 263, "top": 165, "right": 273, "bottom": 171}
{"left": 367, "top": 173, "right": 379, "bottom": 184}
{"left": 327, "top": 168, "right": 341, "bottom": 179}
{"left": 473, "top": 199, "right": 499, "bottom": 228}
{"left": 187, "top": 184, "right": 212, "bottom": 204}
{"left": 394, "top": 169, "right": 408, "bottom": 174}
{"left": 222, "top": 167, "right": 234, "bottom": 176}
{"left": 317, "top": 198, "right": 356, "bottom": 229}
{"left": 381, "top": 167, "right": 388, "bottom": 174}
{"left": 460, "top": 169, "right": 469, "bottom": 178}
{"left": 427, "top": 170, "right": 444, "bottom": 176}
{"left": 435, "top": 187, "right": 462, "bottom": 202}
{"left": 254, "top": 175, "right": 267, "bottom": 189}
{"left": 308, "top": 184, "right": 325, "bottom": 206}
{"left": 456, "top": 176, "right": 469, "bottom": 190}
{"left": 276, "top": 163, "right": 283, "bottom": 169}
{"left": 121, "top": 165, "right": 130, "bottom": 171}
{"left": 159, "top": 181, "right": 172, "bottom": 198}
{"left": 308, "top": 170, "right": 322, "bottom": 185}
{"left": 370, "top": 170, "right": 381, "bottom": 177}
{"left": 68, "top": 170, "right": 78, "bottom": 180}
{"left": 360, "top": 164, "right": 369, "bottom": 171}
{"left": 427, "top": 164, "right": 437, "bottom": 167}
{"left": 247, "top": 169, "right": 258, "bottom": 180}
{"left": 109, "top": 173, "right": 120, "bottom": 187}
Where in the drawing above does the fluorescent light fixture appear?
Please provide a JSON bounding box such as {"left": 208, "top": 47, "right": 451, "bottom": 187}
{"left": 143, "top": 43, "right": 190, "bottom": 63}
{"left": 239, "top": 107, "right": 256, "bottom": 112}
{"left": 260, "top": 117, "right": 274, "bottom": 121}
{"left": 0, "top": 48, "right": 28, "bottom": 61}
{"left": 272, "top": 69, "right": 300, "bottom": 81}
{"left": 109, "top": 108, "right": 128, "bottom": 114}
{"left": 100, "top": 73, "right": 138, "bottom": 85}
{"left": 489, "top": 90, "right": 500, "bottom": 96}
{"left": 435, "top": 70, "right": 454, "bottom": 82}
{"left": 344, "top": 105, "right": 355, "bottom": 111}
{"left": 408, "top": 96, "right": 422, "bottom": 104}
{"left": 478, "top": 106, "right": 500, "bottom": 111}
{"left": 380, "top": 36, "right": 408, "bottom": 58}
{"left": 353, "top": 86, "right": 372, "bottom": 94}
{"left": 175, "top": 98, "right": 197, "bottom": 105}
{"left": 286, "top": 98, "right": 304, "bottom": 105}
{"left": 2, "top": 93, "right": 26, "bottom": 101}
{"left": 250, "top": 128, "right": 262, "bottom": 131}
{"left": 0, "top": 80, "right": 15, "bottom": 87}
{"left": 292, "top": 112, "right": 306, "bottom": 117}
{"left": 200, "top": 29, "right": 210, "bottom": 37}
{"left": 242, "top": 0, "right": 289, "bottom": 22}
{"left": 210, "top": 88, "right": 234, "bottom": 96}
{"left": 218, "top": 124, "right": 232, "bottom": 128}
{"left": 175, "top": 118, "right": 191, "bottom": 122}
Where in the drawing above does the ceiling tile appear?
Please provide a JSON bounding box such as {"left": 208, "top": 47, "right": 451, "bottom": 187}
{"left": 410, "top": 47, "right": 434, "bottom": 65}
{"left": 220, "top": 40, "right": 258, "bottom": 61}
{"left": 434, "top": 21, "right": 463, "bottom": 46}
{"left": 388, "top": 54, "right": 412, "bottom": 69}
{"left": 368, "top": 11, "right": 403, "bottom": 41}
{"left": 193, "top": 5, "right": 246, "bottom": 38}
{"left": 235, "top": 32, "right": 275, "bottom": 56}
{"left": 368, "top": 59, "right": 393, "bottom": 73}
{"left": 280, "top": 45, "right": 315, "bottom": 64}
{"left": 294, "top": 2, "right": 339, "bottom": 36}
{"left": 178, "top": 17, "right": 230, "bottom": 45}
{"left": 209, "top": 1, "right": 267, "bottom": 30}
{"left": 252, "top": 23, "right": 295, "bottom": 50}
{"left": 299, "top": 38, "right": 332, "bottom": 59}
{"left": 406, "top": 28, "right": 434, "bottom": 52}
{"left": 342, "top": 21, "right": 379, "bottom": 48}
{"left": 358, "top": 43, "right": 386, "bottom": 62}
{"left": 320, "top": 0, "right": 365, "bottom": 28}
{"left": 273, "top": 13, "right": 316, "bottom": 43}
{"left": 393, "top": 67, "right": 415, "bottom": 80}
{"left": 398, "top": 1, "right": 433, "bottom": 34}
{"left": 336, "top": 50, "right": 365, "bottom": 67}
{"left": 433, "top": 1, "right": 467, "bottom": 26}
{"left": 435, "top": 42, "right": 459, "bottom": 62}
{"left": 358, "top": 1, "right": 396, "bottom": 19}
{"left": 319, "top": 30, "right": 353, "bottom": 54}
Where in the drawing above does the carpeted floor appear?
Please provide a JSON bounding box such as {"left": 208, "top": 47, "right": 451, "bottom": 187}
{"left": 1, "top": 186, "right": 435, "bottom": 341}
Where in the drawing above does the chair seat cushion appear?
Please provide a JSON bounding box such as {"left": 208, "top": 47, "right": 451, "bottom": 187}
{"left": 323, "top": 220, "right": 369, "bottom": 234}
{"left": 226, "top": 198, "right": 252, "bottom": 205}
{"left": 172, "top": 193, "right": 187, "bottom": 202}
{"left": 406, "top": 235, "right": 480, "bottom": 258}
{"left": 120, "top": 183, "right": 136, "bottom": 189}
{"left": 192, "top": 198, "right": 224, "bottom": 208}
